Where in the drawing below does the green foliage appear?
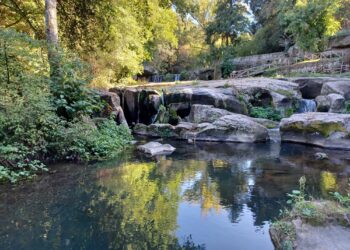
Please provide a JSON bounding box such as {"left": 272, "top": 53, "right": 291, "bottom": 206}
{"left": 287, "top": 176, "right": 306, "bottom": 204}
{"left": 249, "top": 107, "right": 282, "bottom": 121}
{"left": 0, "top": 29, "right": 132, "bottom": 183}
{"left": 53, "top": 120, "right": 132, "bottom": 162}
{"left": 331, "top": 178, "right": 350, "bottom": 208}
{"left": 51, "top": 52, "right": 102, "bottom": 120}
{"left": 206, "top": 0, "right": 251, "bottom": 46}
{"left": 279, "top": 0, "right": 341, "bottom": 52}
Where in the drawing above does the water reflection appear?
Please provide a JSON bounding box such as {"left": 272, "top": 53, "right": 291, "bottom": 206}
{"left": 0, "top": 142, "right": 349, "bottom": 249}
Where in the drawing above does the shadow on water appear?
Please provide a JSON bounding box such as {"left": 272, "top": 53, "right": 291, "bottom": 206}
{"left": 0, "top": 141, "right": 349, "bottom": 250}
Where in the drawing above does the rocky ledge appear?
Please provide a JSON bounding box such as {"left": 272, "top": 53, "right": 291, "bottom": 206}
{"left": 134, "top": 104, "right": 269, "bottom": 143}
{"left": 280, "top": 112, "right": 350, "bottom": 149}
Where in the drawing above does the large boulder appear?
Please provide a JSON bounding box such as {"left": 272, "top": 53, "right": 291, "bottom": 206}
{"left": 321, "top": 80, "right": 350, "bottom": 100}
{"left": 233, "top": 78, "right": 301, "bottom": 114}
{"left": 165, "top": 87, "right": 247, "bottom": 115}
{"left": 316, "top": 94, "right": 346, "bottom": 113}
{"left": 190, "top": 114, "right": 269, "bottom": 142}
{"left": 280, "top": 113, "right": 350, "bottom": 149}
{"left": 290, "top": 78, "right": 324, "bottom": 99}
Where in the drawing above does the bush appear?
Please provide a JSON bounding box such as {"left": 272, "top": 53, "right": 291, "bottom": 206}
{"left": 0, "top": 29, "right": 132, "bottom": 183}
{"left": 249, "top": 107, "right": 282, "bottom": 121}
{"left": 221, "top": 60, "right": 235, "bottom": 78}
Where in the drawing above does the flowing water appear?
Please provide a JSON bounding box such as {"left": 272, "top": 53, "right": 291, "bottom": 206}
{"left": 298, "top": 99, "right": 317, "bottom": 113}
{"left": 1, "top": 141, "right": 350, "bottom": 250}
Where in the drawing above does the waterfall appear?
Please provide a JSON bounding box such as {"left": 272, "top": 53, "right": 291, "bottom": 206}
{"left": 268, "top": 128, "right": 281, "bottom": 143}
{"left": 298, "top": 99, "right": 316, "bottom": 113}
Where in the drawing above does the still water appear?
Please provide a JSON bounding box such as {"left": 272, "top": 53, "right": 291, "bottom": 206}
{"left": 1, "top": 141, "right": 350, "bottom": 250}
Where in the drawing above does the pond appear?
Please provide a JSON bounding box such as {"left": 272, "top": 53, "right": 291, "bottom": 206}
{"left": 1, "top": 140, "right": 350, "bottom": 250}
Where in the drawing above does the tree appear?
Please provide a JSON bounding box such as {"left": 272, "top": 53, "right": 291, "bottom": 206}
{"left": 279, "top": 0, "right": 341, "bottom": 52}
{"left": 45, "top": 0, "right": 60, "bottom": 78}
{"left": 206, "top": 0, "right": 251, "bottom": 46}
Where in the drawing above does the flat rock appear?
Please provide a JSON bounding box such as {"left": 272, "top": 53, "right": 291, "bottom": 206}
{"left": 293, "top": 219, "right": 350, "bottom": 250}
{"left": 280, "top": 113, "right": 350, "bottom": 149}
{"left": 137, "top": 141, "right": 176, "bottom": 156}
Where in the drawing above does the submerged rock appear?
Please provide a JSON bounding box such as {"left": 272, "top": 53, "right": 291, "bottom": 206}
{"left": 137, "top": 141, "right": 176, "bottom": 156}
{"left": 280, "top": 113, "right": 350, "bottom": 149}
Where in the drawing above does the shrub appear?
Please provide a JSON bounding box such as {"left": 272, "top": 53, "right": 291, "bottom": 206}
{"left": 249, "top": 107, "right": 282, "bottom": 121}
{"left": 0, "top": 29, "right": 132, "bottom": 183}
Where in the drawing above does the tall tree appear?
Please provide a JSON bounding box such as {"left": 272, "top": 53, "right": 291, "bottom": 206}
{"left": 45, "top": 0, "right": 60, "bottom": 77}
{"left": 206, "top": 0, "right": 251, "bottom": 46}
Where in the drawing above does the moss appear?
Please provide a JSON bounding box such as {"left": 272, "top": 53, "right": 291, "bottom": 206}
{"left": 307, "top": 121, "right": 346, "bottom": 137}
{"left": 283, "top": 121, "right": 347, "bottom": 137}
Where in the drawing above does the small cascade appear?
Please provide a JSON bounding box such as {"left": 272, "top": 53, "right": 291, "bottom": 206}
{"left": 174, "top": 74, "right": 181, "bottom": 81}
{"left": 298, "top": 99, "right": 317, "bottom": 113}
{"left": 268, "top": 128, "right": 281, "bottom": 143}
{"left": 151, "top": 90, "right": 165, "bottom": 124}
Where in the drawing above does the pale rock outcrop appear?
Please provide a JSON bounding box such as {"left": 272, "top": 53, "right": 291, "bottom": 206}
{"left": 137, "top": 142, "right": 176, "bottom": 156}
{"left": 280, "top": 113, "right": 350, "bottom": 149}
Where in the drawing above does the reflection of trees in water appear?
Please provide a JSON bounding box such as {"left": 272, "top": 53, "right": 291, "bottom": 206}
{"left": 95, "top": 162, "right": 204, "bottom": 249}
{"left": 0, "top": 162, "right": 204, "bottom": 249}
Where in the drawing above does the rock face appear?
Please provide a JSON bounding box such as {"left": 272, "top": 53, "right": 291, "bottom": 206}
{"left": 280, "top": 113, "right": 350, "bottom": 149}
{"left": 134, "top": 113, "right": 269, "bottom": 143}
{"left": 316, "top": 94, "right": 346, "bottom": 113}
{"left": 137, "top": 142, "right": 176, "bottom": 156}
{"left": 109, "top": 88, "right": 161, "bottom": 125}
{"left": 290, "top": 78, "right": 324, "bottom": 99}
{"left": 165, "top": 87, "right": 247, "bottom": 115}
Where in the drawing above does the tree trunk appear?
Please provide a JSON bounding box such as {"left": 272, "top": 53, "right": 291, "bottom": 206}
{"left": 45, "top": 0, "right": 60, "bottom": 78}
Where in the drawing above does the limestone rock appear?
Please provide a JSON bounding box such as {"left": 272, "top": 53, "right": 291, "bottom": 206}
{"left": 321, "top": 80, "right": 350, "bottom": 100}
{"left": 137, "top": 142, "right": 176, "bottom": 156}
{"left": 280, "top": 113, "right": 350, "bottom": 149}
{"left": 191, "top": 114, "right": 269, "bottom": 142}
{"left": 165, "top": 87, "right": 247, "bottom": 114}
{"left": 316, "top": 94, "right": 345, "bottom": 113}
